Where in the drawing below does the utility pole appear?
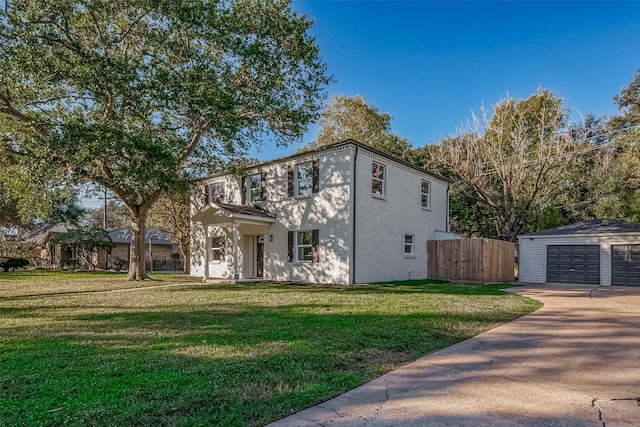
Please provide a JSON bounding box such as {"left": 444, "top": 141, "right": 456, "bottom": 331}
{"left": 97, "top": 186, "right": 111, "bottom": 270}
{"left": 98, "top": 187, "right": 109, "bottom": 229}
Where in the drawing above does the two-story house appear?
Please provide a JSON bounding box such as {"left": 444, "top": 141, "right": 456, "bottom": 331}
{"left": 190, "top": 139, "right": 451, "bottom": 284}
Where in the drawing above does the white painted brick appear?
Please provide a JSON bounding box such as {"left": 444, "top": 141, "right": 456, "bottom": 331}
{"left": 190, "top": 142, "right": 449, "bottom": 285}
{"left": 353, "top": 148, "right": 449, "bottom": 283}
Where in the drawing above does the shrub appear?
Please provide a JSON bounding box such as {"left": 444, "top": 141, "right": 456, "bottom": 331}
{"left": 0, "top": 257, "right": 29, "bottom": 272}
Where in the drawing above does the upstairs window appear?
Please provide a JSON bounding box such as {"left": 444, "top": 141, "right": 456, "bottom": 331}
{"left": 404, "top": 234, "right": 414, "bottom": 255}
{"left": 296, "top": 162, "right": 313, "bottom": 196}
{"left": 249, "top": 174, "right": 262, "bottom": 202}
{"left": 243, "top": 173, "right": 265, "bottom": 204}
{"left": 211, "top": 182, "right": 225, "bottom": 203}
{"left": 372, "top": 162, "right": 385, "bottom": 196}
{"left": 288, "top": 160, "right": 319, "bottom": 197}
{"left": 421, "top": 180, "right": 431, "bottom": 208}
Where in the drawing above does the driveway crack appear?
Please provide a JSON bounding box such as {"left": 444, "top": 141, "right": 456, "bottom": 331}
{"left": 589, "top": 286, "right": 602, "bottom": 299}
{"left": 610, "top": 396, "right": 640, "bottom": 406}
{"left": 592, "top": 396, "right": 640, "bottom": 427}
{"left": 318, "top": 404, "right": 345, "bottom": 419}
{"left": 591, "top": 398, "right": 605, "bottom": 427}
{"left": 359, "top": 377, "right": 390, "bottom": 426}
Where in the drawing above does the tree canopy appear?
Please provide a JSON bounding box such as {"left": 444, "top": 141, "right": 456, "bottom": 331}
{"left": 0, "top": 0, "right": 330, "bottom": 280}
{"left": 305, "top": 94, "right": 413, "bottom": 159}
{"left": 434, "top": 90, "right": 588, "bottom": 242}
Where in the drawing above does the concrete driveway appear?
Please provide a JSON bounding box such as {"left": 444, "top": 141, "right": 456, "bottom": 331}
{"left": 268, "top": 284, "right": 640, "bottom": 426}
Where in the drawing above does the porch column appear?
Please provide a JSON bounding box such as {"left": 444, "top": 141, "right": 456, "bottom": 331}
{"left": 233, "top": 221, "right": 239, "bottom": 282}
{"left": 264, "top": 226, "right": 271, "bottom": 280}
{"left": 203, "top": 223, "right": 210, "bottom": 282}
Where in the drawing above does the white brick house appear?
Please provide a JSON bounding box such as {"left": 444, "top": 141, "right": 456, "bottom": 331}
{"left": 190, "top": 139, "right": 451, "bottom": 284}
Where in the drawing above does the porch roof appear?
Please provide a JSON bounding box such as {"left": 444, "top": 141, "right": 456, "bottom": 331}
{"left": 192, "top": 202, "right": 276, "bottom": 226}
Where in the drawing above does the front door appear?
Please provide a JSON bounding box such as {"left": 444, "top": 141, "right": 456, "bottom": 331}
{"left": 256, "top": 235, "right": 264, "bottom": 278}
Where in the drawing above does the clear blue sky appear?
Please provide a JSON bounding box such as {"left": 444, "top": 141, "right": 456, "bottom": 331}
{"left": 251, "top": 0, "right": 640, "bottom": 161}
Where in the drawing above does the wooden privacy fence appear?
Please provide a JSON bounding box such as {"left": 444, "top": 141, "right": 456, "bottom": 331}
{"left": 427, "top": 238, "right": 516, "bottom": 282}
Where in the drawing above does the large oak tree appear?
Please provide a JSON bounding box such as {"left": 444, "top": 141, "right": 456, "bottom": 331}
{"left": 0, "top": 0, "right": 330, "bottom": 280}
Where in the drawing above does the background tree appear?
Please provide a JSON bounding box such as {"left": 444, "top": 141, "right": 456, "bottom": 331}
{"left": 593, "top": 69, "right": 640, "bottom": 222}
{"left": 85, "top": 199, "right": 130, "bottom": 230}
{"left": 609, "top": 67, "right": 640, "bottom": 131}
{"left": 0, "top": 182, "right": 20, "bottom": 229}
{"left": 304, "top": 95, "right": 413, "bottom": 159}
{"left": 434, "top": 90, "right": 588, "bottom": 242}
{"left": 147, "top": 191, "right": 191, "bottom": 274}
{"left": 0, "top": 0, "right": 330, "bottom": 280}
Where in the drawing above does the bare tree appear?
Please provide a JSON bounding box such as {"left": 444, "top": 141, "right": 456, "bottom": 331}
{"left": 436, "top": 90, "right": 587, "bottom": 241}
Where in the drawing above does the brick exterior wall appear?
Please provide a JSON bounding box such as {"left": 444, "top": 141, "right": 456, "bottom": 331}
{"left": 353, "top": 149, "right": 450, "bottom": 283}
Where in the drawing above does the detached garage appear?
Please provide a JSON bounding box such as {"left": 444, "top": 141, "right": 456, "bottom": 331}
{"left": 519, "top": 219, "right": 640, "bottom": 286}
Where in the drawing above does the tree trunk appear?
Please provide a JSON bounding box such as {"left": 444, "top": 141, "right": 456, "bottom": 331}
{"left": 180, "top": 240, "right": 190, "bottom": 275}
{"left": 127, "top": 205, "right": 150, "bottom": 281}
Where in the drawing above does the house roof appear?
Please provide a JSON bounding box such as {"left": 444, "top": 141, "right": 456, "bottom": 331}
{"left": 519, "top": 219, "right": 640, "bottom": 238}
{"left": 214, "top": 203, "right": 276, "bottom": 218}
{"left": 192, "top": 202, "right": 276, "bottom": 225}
{"left": 108, "top": 227, "right": 178, "bottom": 245}
{"left": 198, "top": 139, "right": 450, "bottom": 184}
{"left": 27, "top": 223, "right": 76, "bottom": 245}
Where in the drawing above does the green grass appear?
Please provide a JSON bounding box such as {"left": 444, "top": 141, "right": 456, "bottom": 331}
{"left": 0, "top": 270, "right": 542, "bottom": 427}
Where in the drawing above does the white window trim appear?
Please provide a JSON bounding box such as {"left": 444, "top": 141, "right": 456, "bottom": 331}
{"left": 211, "top": 237, "right": 224, "bottom": 262}
{"left": 211, "top": 181, "right": 225, "bottom": 204}
{"left": 421, "top": 180, "right": 431, "bottom": 209}
{"left": 404, "top": 234, "right": 415, "bottom": 256}
{"left": 248, "top": 173, "right": 262, "bottom": 203}
{"left": 294, "top": 230, "right": 313, "bottom": 264}
{"left": 372, "top": 161, "right": 386, "bottom": 197}
{"left": 295, "top": 162, "right": 313, "bottom": 197}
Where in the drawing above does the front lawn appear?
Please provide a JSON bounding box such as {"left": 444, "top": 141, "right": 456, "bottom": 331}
{"left": 0, "top": 271, "right": 541, "bottom": 426}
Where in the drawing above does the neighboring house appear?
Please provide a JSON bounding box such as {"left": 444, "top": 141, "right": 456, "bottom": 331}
{"left": 519, "top": 219, "right": 640, "bottom": 286}
{"left": 0, "top": 227, "right": 22, "bottom": 258}
{"left": 30, "top": 225, "right": 182, "bottom": 271}
{"left": 108, "top": 227, "right": 183, "bottom": 272}
{"left": 190, "top": 139, "right": 452, "bottom": 284}
{"left": 33, "top": 224, "right": 108, "bottom": 269}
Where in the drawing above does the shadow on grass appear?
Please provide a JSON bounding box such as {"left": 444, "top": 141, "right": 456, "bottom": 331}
{"left": 198, "top": 280, "right": 515, "bottom": 297}
{"left": 0, "top": 281, "right": 538, "bottom": 427}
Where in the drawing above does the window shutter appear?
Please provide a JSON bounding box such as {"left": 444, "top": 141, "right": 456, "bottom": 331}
{"left": 287, "top": 231, "right": 294, "bottom": 262}
{"left": 260, "top": 172, "right": 266, "bottom": 201}
{"left": 241, "top": 177, "right": 246, "bottom": 205}
{"left": 220, "top": 184, "right": 226, "bottom": 204}
{"left": 312, "top": 160, "right": 319, "bottom": 193}
{"left": 204, "top": 185, "right": 209, "bottom": 205}
{"left": 312, "top": 229, "right": 319, "bottom": 263}
{"left": 287, "top": 165, "right": 294, "bottom": 196}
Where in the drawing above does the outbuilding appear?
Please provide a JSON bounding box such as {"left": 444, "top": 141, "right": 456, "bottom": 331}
{"left": 518, "top": 219, "right": 640, "bottom": 286}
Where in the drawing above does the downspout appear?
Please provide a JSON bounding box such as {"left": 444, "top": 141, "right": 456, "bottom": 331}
{"left": 352, "top": 144, "right": 358, "bottom": 284}
{"left": 446, "top": 183, "right": 450, "bottom": 233}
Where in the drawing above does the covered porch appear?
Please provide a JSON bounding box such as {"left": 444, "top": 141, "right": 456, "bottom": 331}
{"left": 192, "top": 203, "right": 276, "bottom": 282}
